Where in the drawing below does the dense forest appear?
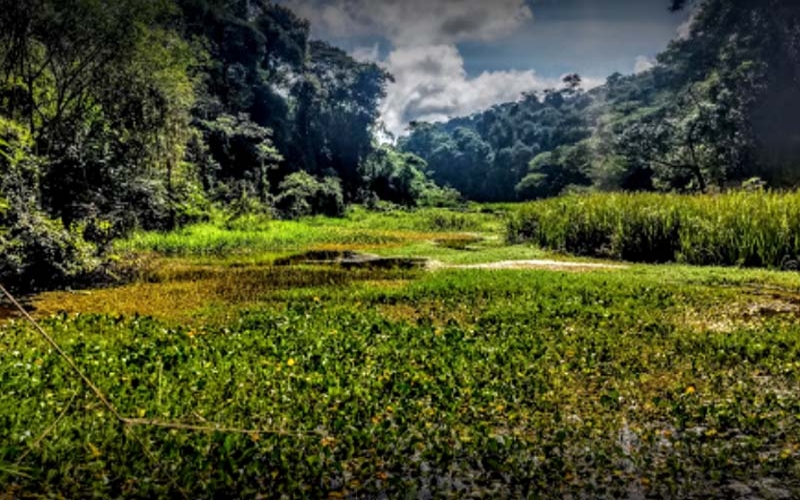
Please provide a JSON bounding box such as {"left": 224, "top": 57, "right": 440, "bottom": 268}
{"left": 400, "top": 0, "right": 800, "bottom": 201}
{"left": 0, "top": 0, "right": 799, "bottom": 289}
{"left": 0, "top": 0, "right": 451, "bottom": 290}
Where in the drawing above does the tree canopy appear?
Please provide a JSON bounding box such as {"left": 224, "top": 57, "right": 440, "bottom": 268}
{"left": 400, "top": 0, "right": 800, "bottom": 200}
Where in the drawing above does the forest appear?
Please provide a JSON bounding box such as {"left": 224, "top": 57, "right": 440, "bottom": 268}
{"left": 0, "top": 0, "right": 456, "bottom": 291}
{"left": 401, "top": 1, "right": 800, "bottom": 201}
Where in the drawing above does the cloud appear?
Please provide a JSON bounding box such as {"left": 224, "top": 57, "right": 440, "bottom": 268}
{"left": 283, "top": 0, "right": 532, "bottom": 46}
{"left": 284, "top": 0, "right": 601, "bottom": 137}
{"left": 350, "top": 43, "right": 380, "bottom": 63}
{"left": 634, "top": 55, "right": 655, "bottom": 74}
{"left": 380, "top": 44, "right": 559, "bottom": 137}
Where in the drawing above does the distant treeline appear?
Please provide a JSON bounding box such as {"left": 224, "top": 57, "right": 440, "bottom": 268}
{"left": 400, "top": 0, "right": 800, "bottom": 202}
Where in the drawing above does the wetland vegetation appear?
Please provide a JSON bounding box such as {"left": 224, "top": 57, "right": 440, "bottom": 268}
{"left": 3, "top": 206, "right": 800, "bottom": 498}
{"left": 1, "top": 0, "right": 799, "bottom": 497}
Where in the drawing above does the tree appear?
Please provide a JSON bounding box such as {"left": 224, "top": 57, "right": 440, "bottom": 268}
{"left": 199, "top": 113, "right": 282, "bottom": 203}
{"left": 292, "top": 42, "right": 391, "bottom": 198}
{"left": 274, "top": 171, "right": 345, "bottom": 219}
{"left": 362, "top": 145, "right": 429, "bottom": 206}
{"left": 516, "top": 142, "right": 593, "bottom": 200}
{"left": 659, "top": 0, "right": 800, "bottom": 184}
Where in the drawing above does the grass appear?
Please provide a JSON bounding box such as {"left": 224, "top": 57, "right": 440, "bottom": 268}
{"left": 3, "top": 203, "right": 800, "bottom": 498}
{"left": 118, "top": 206, "right": 504, "bottom": 258}
{"left": 508, "top": 190, "right": 800, "bottom": 268}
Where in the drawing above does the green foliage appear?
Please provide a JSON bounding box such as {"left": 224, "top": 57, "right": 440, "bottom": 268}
{"left": 0, "top": 117, "right": 101, "bottom": 290}
{"left": 0, "top": 0, "right": 200, "bottom": 227}
{"left": 361, "top": 145, "right": 458, "bottom": 207}
{"left": 3, "top": 264, "right": 800, "bottom": 497}
{"left": 509, "top": 191, "right": 800, "bottom": 267}
{"left": 0, "top": 212, "right": 99, "bottom": 291}
{"left": 416, "top": 184, "right": 463, "bottom": 208}
{"left": 516, "top": 142, "right": 593, "bottom": 199}
{"left": 198, "top": 113, "right": 282, "bottom": 203}
{"left": 274, "top": 172, "right": 345, "bottom": 219}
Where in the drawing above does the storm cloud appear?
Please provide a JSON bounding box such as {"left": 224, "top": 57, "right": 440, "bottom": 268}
{"left": 284, "top": 0, "right": 533, "bottom": 46}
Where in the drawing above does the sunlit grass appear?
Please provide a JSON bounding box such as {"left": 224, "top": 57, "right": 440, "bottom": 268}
{"left": 509, "top": 190, "right": 800, "bottom": 268}
{"left": 117, "top": 206, "right": 505, "bottom": 257}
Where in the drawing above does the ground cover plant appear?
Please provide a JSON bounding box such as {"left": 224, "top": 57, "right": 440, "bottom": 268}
{"left": 1, "top": 206, "right": 800, "bottom": 498}
{"left": 508, "top": 190, "right": 800, "bottom": 268}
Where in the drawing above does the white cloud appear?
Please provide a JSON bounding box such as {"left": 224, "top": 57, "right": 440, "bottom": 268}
{"left": 350, "top": 43, "right": 380, "bottom": 63}
{"left": 380, "top": 44, "right": 558, "bottom": 137}
{"left": 634, "top": 55, "right": 655, "bottom": 74}
{"left": 284, "top": 0, "right": 601, "bottom": 138}
{"left": 284, "top": 0, "right": 532, "bottom": 46}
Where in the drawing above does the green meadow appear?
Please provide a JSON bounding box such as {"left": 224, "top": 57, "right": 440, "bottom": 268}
{"left": 2, "top": 203, "right": 800, "bottom": 498}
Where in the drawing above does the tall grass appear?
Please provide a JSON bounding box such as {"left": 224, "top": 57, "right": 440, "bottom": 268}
{"left": 508, "top": 191, "right": 800, "bottom": 267}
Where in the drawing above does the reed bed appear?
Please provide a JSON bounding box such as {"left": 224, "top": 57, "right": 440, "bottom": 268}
{"left": 507, "top": 191, "right": 800, "bottom": 267}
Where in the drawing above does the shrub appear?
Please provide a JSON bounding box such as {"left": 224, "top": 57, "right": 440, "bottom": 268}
{"left": 417, "top": 184, "right": 463, "bottom": 208}
{"left": 275, "top": 172, "right": 345, "bottom": 219}
{"left": 424, "top": 212, "right": 480, "bottom": 232}
{"left": 0, "top": 117, "right": 101, "bottom": 291}
{"left": 0, "top": 209, "right": 99, "bottom": 291}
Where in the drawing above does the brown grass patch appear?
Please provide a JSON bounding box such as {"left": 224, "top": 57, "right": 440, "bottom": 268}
{"left": 310, "top": 243, "right": 402, "bottom": 252}
{"left": 31, "top": 281, "right": 219, "bottom": 323}
{"left": 377, "top": 304, "right": 420, "bottom": 324}
{"left": 361, "top": 280, "right": 411, "bottom": 290}
{"left": 377, "top": 299, "right": 480, "bottom": 327}
{"left": 682, "top": 290, "right": 800, "bottom": 333}
{"left": 24, "top": 260, "right": 421, "bottom": 325}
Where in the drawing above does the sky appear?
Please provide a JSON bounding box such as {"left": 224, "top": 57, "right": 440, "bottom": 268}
{"left": 279, "top": 0, "right": 693, "bottom": 137}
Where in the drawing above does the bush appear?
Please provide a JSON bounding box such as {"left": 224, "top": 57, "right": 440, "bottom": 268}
{"left": 0, "top": 117, "right": 101, "bottom": 291}
{"left": 275, "top": 172, "right": 345, "bottom": 219}
{"left": 508, "top": 191, "right": 800, "bottom": 268}
{"left": 0, "top": 209, "right": 99, "bottom": 291}
{"left": 417, "top": 184, "right": 463, "bottom": 208}
{"left": 423, "top": 211, "right": 480, "bottom": 232}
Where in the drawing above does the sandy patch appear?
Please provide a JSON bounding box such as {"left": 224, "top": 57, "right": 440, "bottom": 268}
{"left": 428, "top": 259, "right": 628, "bottom": 271}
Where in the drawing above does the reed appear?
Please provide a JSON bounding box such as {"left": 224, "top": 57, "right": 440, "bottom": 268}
{"left": 508, "top": 191, "right": 800, "bottom": 267}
